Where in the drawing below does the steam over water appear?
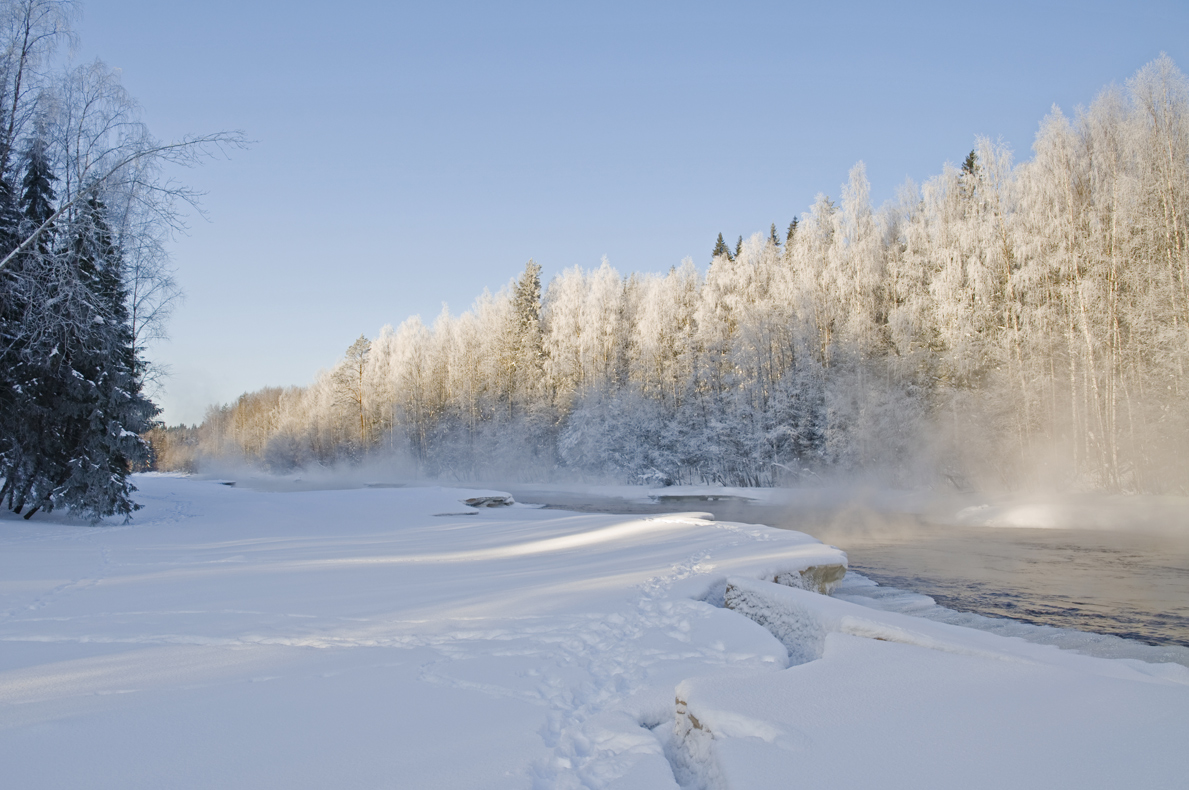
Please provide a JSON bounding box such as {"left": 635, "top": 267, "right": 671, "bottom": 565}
{"left": 509, "top": 488, "right": 1189, "bottom": 662}
{"left": 816, "top": 525, "right": 1189, "bottom": 650}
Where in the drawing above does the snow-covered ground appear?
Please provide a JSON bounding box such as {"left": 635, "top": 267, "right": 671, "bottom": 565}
{"left": 1, "top": 476, "right": 1186, "bottom": 789}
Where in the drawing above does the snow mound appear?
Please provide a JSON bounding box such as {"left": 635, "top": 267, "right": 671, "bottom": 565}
{"left": 669, "top": 577, "right": 1189, "bottom": 789}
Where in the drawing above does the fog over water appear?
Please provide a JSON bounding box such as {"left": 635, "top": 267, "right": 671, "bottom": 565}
{"left": 503, "top": 486, "right": 1189, "bottom": 662}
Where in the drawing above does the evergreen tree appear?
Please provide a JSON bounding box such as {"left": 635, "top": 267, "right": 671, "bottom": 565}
{"left": 0, "top": 171, "right": 22, "bottom": 471}
{"left": 961, "top": 149, "right": 979, "bottom": 177}
{"left": 734, "top": 235, "right": 743, "bottom": 259}
{"left": 0, "top": 132, "right": 62, "bottom": 518}
{"left": 711, "top": 232, "right": 730, "bottom": 262}
{"left": 20, "top": 134, "right": 56, "bottom": 242}
{"left": 53, "top": 194, "right": 155, "bottom": 519}
{"left": 0, "top": 137, "right": 154, "bottom": 521}
{"left": 959, "top": 149, "right": 980, "bottom": 202}
{"left": 786, "top": 217, "right": 798, "bottom": 242}
{"left": 769, "top": 223, "right": 780, "bottom": 246}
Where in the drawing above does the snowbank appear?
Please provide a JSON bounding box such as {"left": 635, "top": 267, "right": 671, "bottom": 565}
{"left": 671, "top": 577, "right": 1189, "bottom": 789}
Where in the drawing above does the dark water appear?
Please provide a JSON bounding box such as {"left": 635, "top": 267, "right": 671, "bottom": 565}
{"left": 814, "top": 524, "right": 1189, "bottom": 649}
{"left": 508, "top": 488, "right": 1189, "bottom": 650}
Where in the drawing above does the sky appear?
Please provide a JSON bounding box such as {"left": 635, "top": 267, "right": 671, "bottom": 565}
{"left": 71, "top": 0, "right": 1189, "bottom": 425}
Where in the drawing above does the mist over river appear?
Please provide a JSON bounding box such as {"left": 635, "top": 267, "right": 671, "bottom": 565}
{"left": 506, "top": 487, "right": 1189, "bottom": 661}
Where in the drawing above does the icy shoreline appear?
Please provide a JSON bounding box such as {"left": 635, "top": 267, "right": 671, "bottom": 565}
{"left": 1, "top": 476, "right": 1186, "bottom": 788}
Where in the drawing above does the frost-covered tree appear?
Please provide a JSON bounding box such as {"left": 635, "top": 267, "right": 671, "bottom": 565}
{"left": 181, "top": 57, "right": 1189, "bottom": 493}
{"left": 333, "top": 335, "right": 372, "bottom": 449}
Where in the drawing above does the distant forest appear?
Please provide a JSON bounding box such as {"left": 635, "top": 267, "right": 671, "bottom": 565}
{"left": 159, "top": 57, "right": 1189, "bottom": 493}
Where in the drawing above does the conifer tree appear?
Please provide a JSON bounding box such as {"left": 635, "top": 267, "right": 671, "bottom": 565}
{"left": 769, "top": 223, "right": 780, "bottom": 246}
{"left": 53, "top": 194, "right": 155, "bottom": 519}
{"left": 711, "top": 232, "right": 730, "bottom": 261}
{"left": 0, "top": 137, "right": 154, "bottom": 521}
{"left": 786, "top": 217, "right": 798, "bottom": 242}
{"left": 961, "top": 149, "right": 979, "bottom": 177}
{"left": 734, "top": 235, "right": 743, "bottom": 259}
{"left": 0, "top": 131, "right": 62, "bottom": 517}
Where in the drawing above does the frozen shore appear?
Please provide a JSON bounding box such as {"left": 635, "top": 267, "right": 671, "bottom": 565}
{"left": 1, "top": 475, "right": 1186, "bottom": 788}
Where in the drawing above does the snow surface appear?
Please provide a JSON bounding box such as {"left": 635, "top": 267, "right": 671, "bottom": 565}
{"left": 685, "top": 578, "right": 1189, "bottom": 789}
{"left": 1, "top": 476, "right": 1186, "bottom": 789}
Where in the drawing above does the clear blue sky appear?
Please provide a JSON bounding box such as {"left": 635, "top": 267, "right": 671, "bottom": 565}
{"left": 74, "top": 0, "right": 1189, "bottom": 425}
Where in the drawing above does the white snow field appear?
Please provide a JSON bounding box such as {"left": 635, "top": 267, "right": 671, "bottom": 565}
{"left": 1, "top": 476, "right": 1186, "bottom": 789}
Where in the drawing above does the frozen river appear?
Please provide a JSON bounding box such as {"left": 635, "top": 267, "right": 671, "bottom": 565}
{"left": 507, "top": 487, "right": 1189, "bottom": 654}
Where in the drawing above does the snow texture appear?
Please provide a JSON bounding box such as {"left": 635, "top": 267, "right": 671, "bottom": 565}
{"left": 1, "top": 476, "right": 1185, "bottom": 789}
{"left": 693, "top": 577, "right": 1189, "bottom": 789}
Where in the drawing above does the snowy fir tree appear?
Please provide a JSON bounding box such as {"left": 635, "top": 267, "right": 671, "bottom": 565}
{"left": 0, "top": 1, "right": 224, "bottom": 521}
{"left": 0, "top": 137, "right": 156, "bottom": 520}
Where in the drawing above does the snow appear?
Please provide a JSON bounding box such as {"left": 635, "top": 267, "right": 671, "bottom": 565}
{"left": 679, "top": 578, "right": 1189, "bottom": 789}
{"left": 1, "top": 475, "right": 1186, "bottom": 788}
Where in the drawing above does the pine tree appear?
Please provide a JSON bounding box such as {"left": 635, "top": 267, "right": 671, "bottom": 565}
{"left": 786, "top": 217, "right": 799, "bottom": 242}
{"left": 769, "top": 223, "right": 780, "bottom": 246}
{"left": 734, "top": 235, "right": 743, "bottom": 259}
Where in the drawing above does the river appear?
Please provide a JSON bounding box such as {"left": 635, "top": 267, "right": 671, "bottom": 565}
{"left": 506, "top": 486, "right": 1189, "bottom": 666}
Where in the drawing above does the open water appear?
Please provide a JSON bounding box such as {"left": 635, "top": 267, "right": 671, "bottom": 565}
{"left": 508, "top": 487, "right": 1189, "bottom": 661}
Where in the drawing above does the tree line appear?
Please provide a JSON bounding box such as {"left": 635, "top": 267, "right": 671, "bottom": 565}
{"left": 167, "top": 57, "right": 1189, "bottom": 493}
{"left": 0, "top": 0, "right": 238, "bottom": 520}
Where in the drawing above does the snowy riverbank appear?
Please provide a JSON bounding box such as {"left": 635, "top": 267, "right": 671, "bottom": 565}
{"left": 1, "top": 475, "right": 1186, "bottom": 788}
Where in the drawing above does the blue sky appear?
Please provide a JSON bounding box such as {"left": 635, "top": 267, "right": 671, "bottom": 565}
{"left": 74, "top": 0, "right": 1189, "bottom": 425}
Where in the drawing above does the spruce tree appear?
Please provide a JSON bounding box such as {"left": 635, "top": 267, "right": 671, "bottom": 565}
{"left": 734, "top": 235, "right": 742, "bottom": 260}
{"left": 0, "top": 135, "right": 154, "bottom": 521}
{"left": 786, "top": 218, "right": 799, "bottom": 242}
{"left": 0, "top": 133, "right": 62, "bottom": 518}
{"left": 20, "top": 136, "right": 56, "bottom": 249}
{"left": 54, "top": 194, "right": 155, "bottom": 520}
{"left": 961, "top": 149, "right": 979, "bottom": 177}
{"left": 769, "top": 223, "right": 780, "bottom": 246}
{"left": 711, "top": 232, "right": 730, "bottom": 262}
{"left": 959, "top": 150, "right": 980, "bottom": 202}
{"left": 0, "top": 172, "right": 21, "bottom": 478}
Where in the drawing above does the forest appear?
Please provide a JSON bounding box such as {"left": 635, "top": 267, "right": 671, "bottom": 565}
{"left": 159, "top": 56, "right": 1189, "bottom": 494}
{"left": 0, "top": 0, "right": 236, "bottom": 520}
